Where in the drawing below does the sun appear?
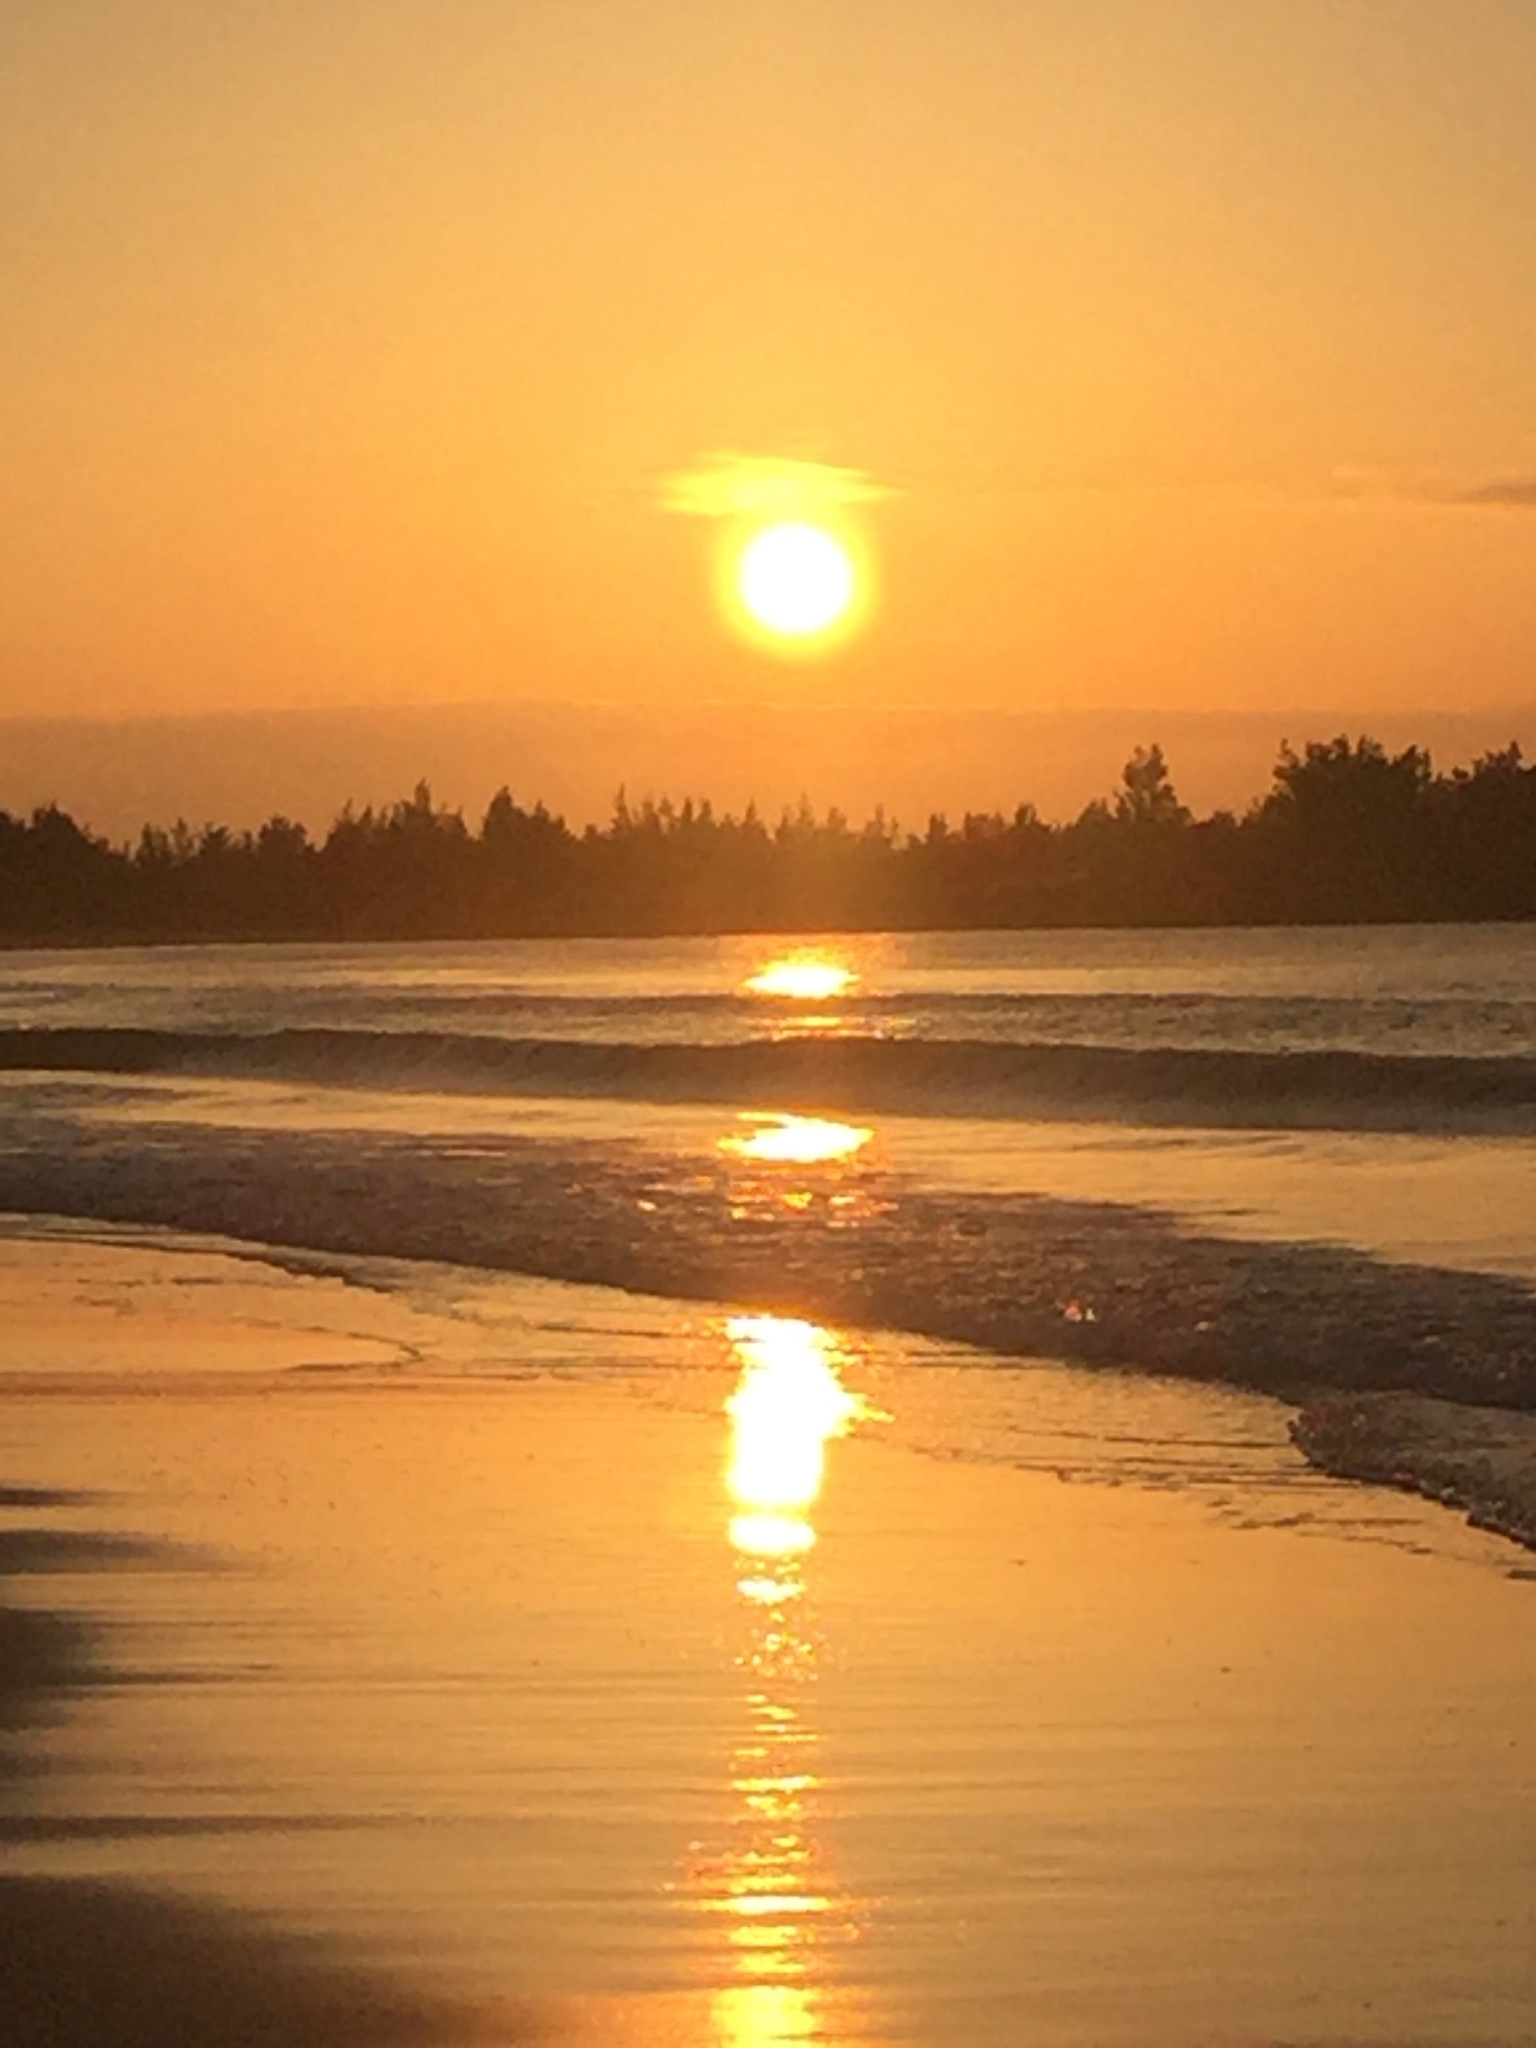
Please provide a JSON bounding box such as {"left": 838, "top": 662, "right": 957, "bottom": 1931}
{"left": 735, "top": 521, "right": 857, "bottom": 640}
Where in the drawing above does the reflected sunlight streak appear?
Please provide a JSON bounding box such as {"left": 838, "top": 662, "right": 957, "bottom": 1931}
{"left": 719, "top": 1113, "right": 873, "bottom": 1167}
{"left": 730, "top": 1512, "right": 817, "bottom": 1561}
{"left": 711, "top": 1981, "right": 820, "bottom": 2046}
{"left": 680, "top": 1312, "right": 879, "bottom": 2019}
{"left": 726, "top": 1317, "right": 866, "bottom": 1528}
{"left": 743, "top": 957, "right": 857, "bottom": 1003}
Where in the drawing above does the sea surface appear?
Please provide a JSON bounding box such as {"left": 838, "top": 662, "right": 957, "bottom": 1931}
{"left": 2, "top": 927, "right": 1536, "bottom": 1451}
{"left": 5, "top": 926, "right": 1536, "bottom": 2043}
{"left": 3, "top": 923, "right": 1536, "bottom": 1292}
{"left": 6, "top": 922, "right": 1536, "bottom": 1056}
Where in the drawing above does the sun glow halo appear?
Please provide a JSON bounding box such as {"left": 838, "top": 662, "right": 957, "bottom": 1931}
{"left": 735, "top": 522, "right": 857, "bottom": 641}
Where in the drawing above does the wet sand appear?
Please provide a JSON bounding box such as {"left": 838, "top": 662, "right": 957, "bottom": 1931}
{"left": 4, "top": 1231, "right": 1536, "bottom": 2045}
{"left": 0, "top": 1513, "right": 513, "bottom": 2047}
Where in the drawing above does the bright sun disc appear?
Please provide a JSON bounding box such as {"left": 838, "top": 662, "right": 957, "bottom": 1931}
{"left": 737, "top": 522, "right": 855, "bottom": 638}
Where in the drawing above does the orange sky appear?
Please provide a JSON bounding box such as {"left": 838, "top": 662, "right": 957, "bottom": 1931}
{"left": 4, "top": 0, "right": 1536, "bottom": 731}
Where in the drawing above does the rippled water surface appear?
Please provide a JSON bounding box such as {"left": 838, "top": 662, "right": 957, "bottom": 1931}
{"left": 6, "top": 924, "right": 1536, "bottom": 1056}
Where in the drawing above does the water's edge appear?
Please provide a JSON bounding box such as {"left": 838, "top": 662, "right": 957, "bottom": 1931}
{"left": 6, "top": 1110, "right": 1536, "bottom": 1550}
{"left": 1295, "top": 1393, "right": 1536, "bottom": 1554}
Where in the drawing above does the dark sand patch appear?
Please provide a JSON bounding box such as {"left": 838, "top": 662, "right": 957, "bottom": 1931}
{"left": 0, "top": 1528, "right": 189, "bottom": 1574}
{"left": 0, "top": 1486, "right": 94, "bottom": 1509}
{"left": 0, "top": 1878, "right": 522, "bottom": 2048}
{"left": 0, "top": 1599, "right": 94, "bottom": 1735}
{"left": 0, "top": 1507, "right": 526, "bottom": 2048}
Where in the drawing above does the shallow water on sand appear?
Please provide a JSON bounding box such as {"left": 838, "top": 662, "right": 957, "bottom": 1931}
{"left": 4, "top": 1232, "right": 1536, "bottom": 2046}
{"left": 25, "top": 1066, "right": 1536, "bottom": 1285}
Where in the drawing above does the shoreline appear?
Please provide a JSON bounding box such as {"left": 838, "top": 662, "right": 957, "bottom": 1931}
{"left": 7, "top": 1120, "right": 1536, "bottom": 1403}
{"left": 1295, "top": 1392, "right": 1536, "bottom": 1555}
{"left": 8, "top": 1077, "right": 1536, "bottom": 1548}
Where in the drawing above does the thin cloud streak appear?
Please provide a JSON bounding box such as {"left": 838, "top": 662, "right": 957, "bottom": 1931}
{"left": 1327, "top": 465, "right": 1536, "bottom": 510}
{"left": 1445, "top": 477, "right": 1536, "bottom": 509}
{"left": 659, "top": 452, "right": 895, "bottom": 520}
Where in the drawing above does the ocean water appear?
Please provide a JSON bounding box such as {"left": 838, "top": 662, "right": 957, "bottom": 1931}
{"left": 3, "top": 924, "right": 1536, "bottom": 1305}
{"left": 6, "top": 923, "right": 1536, "bottom": 1056}
{"left": 2, "top": 926, "right": 1536, "bottom": 1401}
{"left": 6, "top": 929, "right": 1536, "bottom": 2043}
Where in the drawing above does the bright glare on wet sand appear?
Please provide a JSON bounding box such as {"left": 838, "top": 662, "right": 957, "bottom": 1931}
{"left": 4, "top": 1236, "right": 1536, "bottom": 2046}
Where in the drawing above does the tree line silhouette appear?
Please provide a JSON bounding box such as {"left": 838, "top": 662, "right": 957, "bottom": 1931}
{"left": 3, "top": 735, "right": 1535, "bottom": 943}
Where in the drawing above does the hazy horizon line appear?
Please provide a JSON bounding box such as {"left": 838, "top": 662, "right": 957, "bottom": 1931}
{"left": 8, "top": 696, "right": 1536, "bottom": 732}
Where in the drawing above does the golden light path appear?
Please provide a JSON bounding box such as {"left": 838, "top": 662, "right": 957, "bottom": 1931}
{"left": 712, "top": 1982, "right": 820, "bottom": 2047}
{"left": 743, "top": 957, "right": 857, "bottom": 1003}
{"left": 689, "top": 1312, "right": 878, "bottom": 2043}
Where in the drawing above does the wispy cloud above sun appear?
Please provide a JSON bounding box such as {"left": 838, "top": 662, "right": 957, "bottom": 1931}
{"left": 1330, "top": 464, "right": 1536, "bottom": 512}
{"left": 659, "top": 451, "right": 895, "bottom": 521}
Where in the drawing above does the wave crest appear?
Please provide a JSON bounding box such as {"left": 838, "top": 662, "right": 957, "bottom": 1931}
{"left": 5, "top": 1026, "right": 1536, "bottom": 1134}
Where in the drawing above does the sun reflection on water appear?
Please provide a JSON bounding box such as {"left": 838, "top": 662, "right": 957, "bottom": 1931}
{"left": 716, "top": 1109, "right": 888, "bottom": 1236}
{"left": 682, "top": 1314, "right": 878, "bottom": 2036}
{"left": 743, "top": 956, "right": 857, "bottom": 1004}
{"left": 719, "top": 1114, "right": 873, "bottom": 1167}
{"left": 711, "top": 1981, "right": 820, "bottom": 2046}
{"left": 724, "top": 1317, "right": 867, "bottom": 1571}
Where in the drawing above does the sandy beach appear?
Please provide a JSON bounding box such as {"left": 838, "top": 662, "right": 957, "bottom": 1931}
{"left": 5, "top": 1225, "right": 1536, "bottom": 2046}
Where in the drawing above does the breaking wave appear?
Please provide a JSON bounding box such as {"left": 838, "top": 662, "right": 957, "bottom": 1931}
{"left": 4, "top": 1026, "right": 1536, "bottom": 1134}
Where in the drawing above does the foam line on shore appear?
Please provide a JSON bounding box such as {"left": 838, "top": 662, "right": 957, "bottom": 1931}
{"left": 1294, "top": 1393, "right": 1536, "bottom": 1554}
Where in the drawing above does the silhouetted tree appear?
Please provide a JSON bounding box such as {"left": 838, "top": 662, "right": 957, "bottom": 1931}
{"left": 4, "top": 732, "right": 1536, "bottom": 943}
{"left": 1114, "top": 744, "right": 1190, "bottom": 828}
{"left": 1250, "top": 735, "right": 1440, "bottom": 921}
